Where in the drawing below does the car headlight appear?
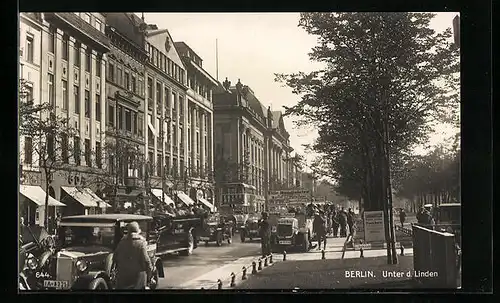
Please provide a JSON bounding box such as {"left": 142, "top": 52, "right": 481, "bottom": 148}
{"left": 76, "top": 260, "right": 88, "bottom": 272}
{"left": 27, "top": 257, "right": 38, "bottom": 270}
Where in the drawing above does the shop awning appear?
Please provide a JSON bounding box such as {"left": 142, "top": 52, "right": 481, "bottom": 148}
{"left": 151, "top": 188, "right": 175, "bottom": 205}
{"left": 198, "top": 197, "right": 216, "bottom": 212}
{"left": 174, "top": 191, "right": 195, "bottom": 206}
{"left": 20, "top": 185, "right": 66, "bottom": 207}
{"left": 62, "top": 187, "right": 110, "bottom": 208}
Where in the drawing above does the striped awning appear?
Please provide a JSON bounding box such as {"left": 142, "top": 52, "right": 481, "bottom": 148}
{"left": 174, "top": 191, "right": 195, "bottom": 206}
{"left": 151, "top": 188, "right": 175, "bottom": 205}
{"left": 198, "top": 197, "right": 216, "bottom": 212}
{"left": 20, "top": 185, "right": 66, "bottom": 207}
{"left": 62, "top": 187, "right": 111, "bottom": 208}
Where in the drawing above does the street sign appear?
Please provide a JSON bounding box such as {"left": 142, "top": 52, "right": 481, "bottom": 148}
{"left": 363, "top": 211, "right": 385, "bottom": 242}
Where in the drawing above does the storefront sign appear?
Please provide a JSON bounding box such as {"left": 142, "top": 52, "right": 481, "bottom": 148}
{"left": 67, "top": 173, "right": 86, "bottom": 186}
{"left": 363, "top": 211, "right": 385, "bottom": 242}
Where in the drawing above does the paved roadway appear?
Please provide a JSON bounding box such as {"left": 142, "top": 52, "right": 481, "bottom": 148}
{"left": 158, "top": 233, "right": 261, "bottom": 289}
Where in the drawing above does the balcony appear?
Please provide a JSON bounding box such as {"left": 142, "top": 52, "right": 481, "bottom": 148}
{"left": 44, "top": 13, "right": 110, "bottom": 53}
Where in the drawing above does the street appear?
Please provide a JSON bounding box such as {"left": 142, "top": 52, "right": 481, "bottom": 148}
{"left": 158, "top": 233, "right": 261, "bottom": 289}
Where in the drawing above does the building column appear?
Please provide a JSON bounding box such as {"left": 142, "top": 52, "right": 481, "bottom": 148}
{"left": 174, "top": 92, "right": 180, "bottom": 174}
{"left": 54, "top": 29, "right": 63, "bottom": 119}
{"left": 90, "top": 50, "right": 97, "bottom": 155}
{"left": 190, "top": 105, "right": 196, "bottom": 173}
{"left": 79, "top": 43, "right": 87, "bottom": 166}
{"left": 167, "top": 88, "right": 173, "bottom": 170}
{"left": 100, "top": 54, "right": 106, "bottom": 145}
{"left": 200, "top": 110, "right": 206, "bottom": 177}
{"left": 208, "top": 112, "right": 214, "bottom": 174}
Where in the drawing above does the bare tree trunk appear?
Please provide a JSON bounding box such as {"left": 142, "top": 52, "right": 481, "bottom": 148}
{"left": 44, "top": 168, "right": 50, "bottom": 228}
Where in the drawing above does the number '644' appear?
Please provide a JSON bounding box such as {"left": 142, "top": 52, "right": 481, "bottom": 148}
{"left": 35, "top": 272, "right": 50, "bottom": 279}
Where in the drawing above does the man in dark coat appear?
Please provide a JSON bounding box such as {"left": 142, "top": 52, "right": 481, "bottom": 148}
{"left": 339, "top": 208, "right": 348, "bottom": 237}
{"left": 113, "top": 222, "right": 153, "bottom": 289}
{"left": 258, "top": 212, "right": 271, "bottom": 258}
{"left": 347, "top": 208, "right": 355, "bottom": 236}
{"left": 331, "top": 210, "right": 339, "bottom": 237}
{"left": 313, "top": 211, "right": 327, "bottom": 250}
{"left": 399, "top": 209, "right": 407, "bottom": 228}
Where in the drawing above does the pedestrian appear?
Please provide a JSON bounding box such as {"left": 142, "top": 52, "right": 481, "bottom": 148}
{"left": 347, "top": 208, "right": 355, "bottom": 236}
{"left": 313, "top": 211, "right": 327, "bottom": 250}
{"left": 331, "top": 210, "right": 339, "bottom": 237}
{"left": 399, "top": 209, "right": 407, "bottom": 228}
{"left": 258, "top": 212, "right": 271, "bottom": 258}
{"left": 113, "top": 221, "right": 153, "bottom": 289}
{"left": 339, "top": 208, "right": 348, "bottom": 237}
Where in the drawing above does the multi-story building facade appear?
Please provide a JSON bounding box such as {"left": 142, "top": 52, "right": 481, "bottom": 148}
{"left": 143, "top": 25, "right": 194, "bottom": 206}
{"left": 103, "top": 13, "right": 149, "bottom": 208}
{"left": 213, "top": 78, "right": 301, "bottom": 213}
{"left": 174, "top": 42, "right": 218, "bottom": 207}
{"left": 19, "top": 12, "right": 112, "bottom": 223}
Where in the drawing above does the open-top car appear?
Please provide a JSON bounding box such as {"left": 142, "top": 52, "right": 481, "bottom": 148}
{"left": 199, "top": 213, "right": 233, "bottom": 246}
{"left": 40, "top": 214, "right": 164, "bottom": 290}
{"left": 240, "top": 214, "right": 261, "bottom": 242}
{"left": 152, "top": 213, "right": 201, "bottom": 257}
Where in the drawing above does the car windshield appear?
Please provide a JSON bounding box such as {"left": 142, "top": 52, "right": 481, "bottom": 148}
{"left": 60, "top": 225, "right": 116, "bottom": 248}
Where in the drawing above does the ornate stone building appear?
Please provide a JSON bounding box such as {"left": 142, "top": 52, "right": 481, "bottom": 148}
{"left": 213, "top": 78, "right": 301, "bottom": 213}
{"left": 174, "top": 42, "right": 218, "bottom": 208}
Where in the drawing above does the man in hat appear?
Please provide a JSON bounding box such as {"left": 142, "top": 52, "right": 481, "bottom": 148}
{"left": 113, "top": 221, "right": 153, "bottom": 289}
{"left": 313, "top": 210, "right": 327, "bottom": 250}
{"left": 258, "top": 212, "right": 271, "bottom": 258}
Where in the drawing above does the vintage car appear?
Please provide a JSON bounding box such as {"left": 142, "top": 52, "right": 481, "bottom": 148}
{"left": 240, "top": 214, "right": 261, "bottom": 242}
{"left": 270, "top": 213, "right": 312, "bottom": 253}
{"left": 40, "top": 214, "right": 164, "bottom": 290}
{"left": 199, "top": 214, "right": 233, "bottom": 246}
{"left": 19, "top": 225, "right": 56, "bottom": 290}
{"left": 434, "top": 203, "right": 461, "bottom": 244}
{"left": 152, "top": 213, "right": 202, "bottom": 257}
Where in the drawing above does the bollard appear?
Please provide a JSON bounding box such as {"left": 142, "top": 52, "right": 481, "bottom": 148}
{"left": 321, "top": 249, "right": 326, "bottom": 260}
{"left": 258, "top": 258, "right": 263, "bottom": 270}
{"left": 230, "top": 272, "right": 236, "bottom": 287}
{"left": 400, "top": 245, "right": 405, "bottom": 256}
{"left": 360, "top": 247, "right": 364, "bottom": 258}
{"left": 283, "top": 250, "right": 287, "bottom": 261}
{"left": 217, "top": 279, "right": 222, "bottom": 289}
{"left": 269, "top": 254, "right": 273, "bottom": 264}
{"left": 242, "top": 267, "right": 247, "bottom": 280}
{"left": 264, "top": 256, "right": 268, "bottom": 267}
{"left": 251, "top": 261, "right": 257, "bottom": 274}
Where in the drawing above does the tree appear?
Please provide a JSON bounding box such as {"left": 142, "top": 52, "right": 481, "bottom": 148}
{"left": 276, "top": 13, "right": 459, "bottom": 264}
{"left": 19, "top": 79, "right": 78, "bottom": 227}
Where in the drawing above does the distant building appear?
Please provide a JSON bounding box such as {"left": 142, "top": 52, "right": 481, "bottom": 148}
{"left": 213, "top": 79, "right": 301, "bottom": 212}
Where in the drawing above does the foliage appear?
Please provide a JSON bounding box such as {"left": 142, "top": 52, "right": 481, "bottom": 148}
{"left": 275, "top": 13, "right": 459, "bottom": 210}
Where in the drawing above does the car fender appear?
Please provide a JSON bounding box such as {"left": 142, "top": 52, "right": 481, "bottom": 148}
{"left": 72, "top": 271, "right": 110, "bottom": 289}
{"left": 153, "top": 257, "right": 165, "bottom": 278}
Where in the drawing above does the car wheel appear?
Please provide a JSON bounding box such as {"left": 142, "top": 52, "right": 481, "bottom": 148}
{"left": 216, "top": 232, "right": 223, "bottom": 246}
{"left": 180, "top": 232, "right": 194, "bottom": 256}
{"left": 89, "top": 277, "right": 108, "bottom": 290}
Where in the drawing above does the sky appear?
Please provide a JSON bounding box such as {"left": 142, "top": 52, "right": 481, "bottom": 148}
{"left": 141, "top": 12, "right": 460, "bottom": 170}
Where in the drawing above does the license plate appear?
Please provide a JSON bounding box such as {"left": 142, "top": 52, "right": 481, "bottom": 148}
{"left": 279, "top": 240, "right": 292, "bottom": 245}
{"left": 43, "top": 280, "right": 69, "bottom": 289}
{"left": 174, "top": 229, "right": 183, "bottom": 234}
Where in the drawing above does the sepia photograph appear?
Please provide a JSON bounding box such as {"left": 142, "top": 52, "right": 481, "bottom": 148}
{"left": 18, "top": 12, "right": 462, "bottom": 291}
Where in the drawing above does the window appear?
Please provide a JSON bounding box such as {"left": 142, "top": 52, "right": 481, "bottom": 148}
{"left": 179, "top": 97, "right": 184, "bottom": 118}
{"left": 196, "top": 133, "right": 200, "bottom": 154}
{"left": 147, "top": 77, "right": 153, "bottom": 108}
{"left": 168, "top": 59, "right": 172, "bottom": 76}
{"left": 48, "top": 27, "right": 55, "bottom": 53}
{"left": 61, "top": 133, "right": 68, "bottom": 164}
{"left": 62, "top": 35, "right": 69, "bottom": 60}
{"left": 108, "top": 62, "right": 114, "bottom": 82}
{"left": 74, "top": 85, "right": 80, "bottom": 114}
{"left": 180, "top": 159, "right": 184, "bottom": 177}
{"left": 138, "top": 77, "right": 144, "bottom": 97}
{"left": 138, "top": 114, "right": 143, "bottom": 137}
{"left": 131, "top": 74, "right": 137, "bottom": 93}
{"left": 48, "top": 73, "right": 54, "bottom": 106}
{"left": 24, "top": 137, "right": 32, "bottom": 164}
{"left": 124, "top": 71, "right": 130, "bottom": 90}
{"left": 96, "top": 142, "right": 102, "bottom": 168}
{"left": 133, "top": 113, "right": 138, "bottom": 134}
{"left": 47, "top": 135, "right": 55, "bottom": 160}
{"left": 164, "top": 87, "right": 170, "bottom": 110}
{"left": 188, "top": 129, "right": 191, "bottom": 151}
{"left": 96, "top": 56, "right": 101, "bottom": 77}
{"left": 173, "top": 158, "right": 178, "bottom": 176}
{"left": 187, "top": 107, "right": 191, "bottom": 124}
{"left": 173, "top": 126, "right": 177, "bottom": 146}
{"left": 85, "top": 139, "right": 91, "bottom": 167}
{"left": 74, "top": 42, "right": 81, "bottom": 67}
{"left": 180, "top": 127, "right": 184, "bottom": 149}
{"left": 83, "top": 13, "right": 91, "bottom": 24}
{"left": 117, "top": 106, "right": 123, "bottom": 130}
{"left": 108, "top": 104, "right": 114, "bottom": 126}
{"left": 25, "top": 35, "right": 34, "bottom": 63}
{"left": 95, "top": 94, "right": 101, "bottom": 121}
{"left": 125, "top": 109, "right": 131, "bottom": 131}
{"left": 156, "top": 82, "right": 161, "bottom": 104}
{"left": 95, "top": 18, "right": 102, "bottom": 32}
{"left": 25, "top": 85, "right": 33, "bottom": 103}
{"left": 85, "top": 49, "right": 91, "bottom": 72}
{"left": 117, "top": 67, "right": 123, "bottom": 86}
{"left": 62, "top": 80, "right": 68, "bottom": 110}
{"left": 157, "top": 154, "right": 162, "bottom": 176}
{"left": 84, "top": 90, "right": 90, "bottom": 117}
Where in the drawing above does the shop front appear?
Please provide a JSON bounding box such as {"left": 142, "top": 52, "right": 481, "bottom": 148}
{"left": 19, "top": 185, "right": 66, "bottom": 227}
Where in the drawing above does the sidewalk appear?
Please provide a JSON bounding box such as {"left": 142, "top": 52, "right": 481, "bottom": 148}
{"left": 235, "top": 254, "right": 418, "bottom": 289}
